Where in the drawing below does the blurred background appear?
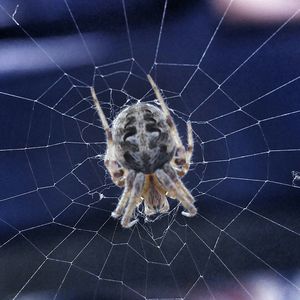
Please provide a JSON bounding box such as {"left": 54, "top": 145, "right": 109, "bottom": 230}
{"left": 0, "top": 0, "right": 300, "bottom": 299}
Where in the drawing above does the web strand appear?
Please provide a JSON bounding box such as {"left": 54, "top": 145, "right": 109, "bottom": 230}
{"left": 0, "top": 1, "right": 299, "bottom": 299}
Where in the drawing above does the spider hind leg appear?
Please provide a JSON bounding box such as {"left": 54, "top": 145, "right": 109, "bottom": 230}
{"left": 121, "top": 172, "right": 145, "bottom": 228}
{"left": 111, "top": 171, "right": 135, "bottom": 219}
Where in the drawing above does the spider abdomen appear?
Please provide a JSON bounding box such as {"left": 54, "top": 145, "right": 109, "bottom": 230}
{"left": 112, "top": 103, "right": 175, "bottom": 174}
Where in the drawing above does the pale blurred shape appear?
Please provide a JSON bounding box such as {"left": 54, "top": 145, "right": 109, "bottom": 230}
{"left": 0, "top": 33, "right": 108, "bottom": 75}
{"left": 212, "top": 0, "right": 300, "bottom": 24}
{"left": 250, "top": 274, "right": 285, "bottom": 300}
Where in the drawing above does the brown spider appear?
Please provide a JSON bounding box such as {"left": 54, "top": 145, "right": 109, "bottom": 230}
{"left": 91, "top": 75, "right": 197, "bottom": 228}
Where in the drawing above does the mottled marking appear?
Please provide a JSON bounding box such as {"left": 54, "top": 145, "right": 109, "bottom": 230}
{"left": 123, "top": 126, "right": 137, "bottom": 141}
{"left": 177, "top": 170, "right": 185, "bottom": 177}
{"left": 124, "top": 116, "right": 136, "bottom": 128}
{"left": 113, "top": 169, "right": 124, "bottom": 178}
{"left": 175, "top": 158, "right": 186, "bottom": 165}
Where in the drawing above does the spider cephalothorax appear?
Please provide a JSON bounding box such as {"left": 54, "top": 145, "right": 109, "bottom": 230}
{"left": 91, "top": 75, "right": 197, "bottom": 228}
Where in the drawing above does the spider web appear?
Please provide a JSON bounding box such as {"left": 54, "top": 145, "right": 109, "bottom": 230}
{"left": 0, "top": 0, "right": 300, "bottom": 299}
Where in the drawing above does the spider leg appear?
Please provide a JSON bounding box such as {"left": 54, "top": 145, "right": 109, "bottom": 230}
{"left": 90, "top": 87, "right": 111, "bottom": 144}
{"left": 111, "top": 188, "right": 130, "bottom": 219}
{"left": 186, "top": 121, "right": 194, "bottom": 163}
{"left": 142, "top": 175, "right": 156, "bottom": 216}
{"left": 163, "top": 163, "right": 196, "bottom": 216}
{"left": 147, "top": 75, "right": 183, "bottom": 148}
{"left": 155, "top": 164, "right": 197, "bottom": 217}
{"left": 121, "top": 172, "right": 145, "bottom": 228}
{"left": 172, "top": 121, "right": 194, "bottom": 177}
{"left": 144, "top": 175, "right": 170, "bottom": 216}
{"left": 147, "top": 75, "right": 193, "bottom": 178}
{"left": 91, "top": 87, "right": 125, "bottom": 187}
{"left": 111, "top": 170, "right": 135, "bottom": 218}
{"left": 105, "top": 160, "right": 126, "bottom": 187}
{"left": 159, "top": 198, "right": 170, "bottom": 214}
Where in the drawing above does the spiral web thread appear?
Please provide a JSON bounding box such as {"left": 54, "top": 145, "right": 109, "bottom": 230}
{"left": 0, "top": 0, "right": 300, "bottom": 299}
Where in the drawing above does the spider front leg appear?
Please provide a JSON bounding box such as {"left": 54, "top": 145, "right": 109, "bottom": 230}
{"left": 111, "top": 170, "right": 135, "bottom": 219}
{"left": 147, "top": 75, "right": 183, "bottom": 148}
{"left": 91, "top": 87, "right": 126, "bottom": 187}
{"left": 147, "top": 75, "right": 194, "bottom": 177}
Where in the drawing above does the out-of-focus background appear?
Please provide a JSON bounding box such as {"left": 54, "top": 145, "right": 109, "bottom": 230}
{"left": 0, "top": 0, "right": 300, "bottom": 299}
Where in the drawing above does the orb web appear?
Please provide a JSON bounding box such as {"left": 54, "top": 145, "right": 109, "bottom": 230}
{"left": 0, "top": 0, "right": 300, "bottom": 299}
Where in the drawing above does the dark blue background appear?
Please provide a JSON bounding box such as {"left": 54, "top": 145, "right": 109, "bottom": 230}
{"left": 0, "top": 1, "right": 299, "bottom": 299}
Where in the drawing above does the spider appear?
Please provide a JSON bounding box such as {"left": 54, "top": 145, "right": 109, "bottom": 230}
{"left": 91, "top": 75, "right": 197, "bottom": 228}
